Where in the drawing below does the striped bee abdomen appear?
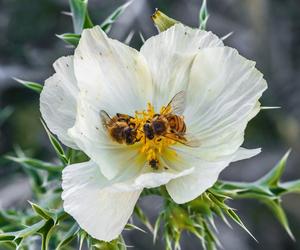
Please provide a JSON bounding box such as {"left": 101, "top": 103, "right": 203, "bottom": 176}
{"left": 166, "top": 114, "right": 186, "bottom": 133}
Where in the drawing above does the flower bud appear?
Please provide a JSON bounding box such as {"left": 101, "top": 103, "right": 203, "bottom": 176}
{"left": 151, "top": 9, "right": 179, "bottom": 32}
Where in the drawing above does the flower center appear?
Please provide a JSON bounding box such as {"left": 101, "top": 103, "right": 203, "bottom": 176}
{"left": 101, "top": 91, "right": 197, "bottom": 170}
{"left": 102, "top": 102, "right": 184, "bottom": 170}
{"left": 131, "top": 103, "right": 177, "bottom": 170}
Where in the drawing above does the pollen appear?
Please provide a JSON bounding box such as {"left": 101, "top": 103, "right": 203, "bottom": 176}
{"left": 130, "top": 102, "right": 176, "bottom": 169}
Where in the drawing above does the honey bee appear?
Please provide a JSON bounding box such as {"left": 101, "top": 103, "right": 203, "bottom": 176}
{"left": 143, "top": 91, "right": 201, "bottom": 148}
{"left": 100, "top": 111, "right": 140, "bottom": 145}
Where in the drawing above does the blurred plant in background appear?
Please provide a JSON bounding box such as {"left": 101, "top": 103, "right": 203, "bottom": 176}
{"left": 0, "top": 0, "right": 300, "bottom": 250}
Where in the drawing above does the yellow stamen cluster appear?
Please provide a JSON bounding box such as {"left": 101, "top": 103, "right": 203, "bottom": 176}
{"left": 131, "top": 103, "right": 175, "bottom": 167}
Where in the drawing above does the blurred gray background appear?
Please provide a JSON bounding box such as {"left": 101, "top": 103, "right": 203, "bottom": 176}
{"left": 0, "top": 0, "right": 300, "bottom": 249}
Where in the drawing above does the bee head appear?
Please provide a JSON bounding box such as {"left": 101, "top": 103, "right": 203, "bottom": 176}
{"left": 143, "top": 123, "right": 154, "bottom": 140}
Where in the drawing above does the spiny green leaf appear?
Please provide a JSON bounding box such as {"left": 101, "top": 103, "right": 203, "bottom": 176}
{"left": 0, "top": 234, "right": 15, "bottom": 242}
{"left": 13, "top": 78, "right": 43, "bottom": 93}
{"left": 153, "top": 213, "right": 162, "bottom": 243}
{"left": 164, "top": 232, "right": 172, "bottom": 250}
{"left": 56, "top": 33, "right": 81, "bottom": 46}
{"left": 12, "top": 220, "right": 46, "bottom": 239}
{"left": 56, "top": 223, "right": 80, "bottom": 250}
{"left": 29, "top": 202, "right": 55, "bottom": 221}
{"left": 199, "top": 0, "right": 209, "bottom": 30}
{"left": 0, "top": 241, "right": 16, "bottom": 249}
{"left": 134, "top": 205, "right": 153, "bottom": 233}
{"left": 5, "top": 155, "right": 63, "bottom": 173}
{"left": 100, "top": 1, "right": 132, "bottom": 33}
{"left": 263, "top": 199, "right": 295, "bottom": 240}
{"left": 151, "top": 9, "right": 179, "bottom": 32}
{"left": 221, "top": 31, "right": 234, "bottom": 41}
{"left": 280, "top": 180, "right": 300, "bottom": 194}
{"left": 201, "top": 220, "right": 218, "bottom": 250}
{"left": 225, "top": 209, "right": 257, "bottom": 242}
{"left": 79, "top": 230, "right": 88, "bottom": 250}
{"left": 24, "top": 167, "right": 46, "bottom": 194}
{"left": 258, "top": 150, "right": 291, "bottom": 187}
{"left": 41, "top": 120, "right": 69, "bottom": 165}
{"left": 139, "top": 32, "right": 146, "bottom": 43}
{"left": 125, "top": 223, "right": 146, "bottom": 234}
{"left": 69, "top": 0, "right": 93, "bottom": 34}
{"left": 0, "top": 210, "right": 23, "bottom": 223}
{"left": 38, "top": 219, "right": 55, "bottom": 250}
{"left": 91, "top": 237, "right": 127, "bottom": 250}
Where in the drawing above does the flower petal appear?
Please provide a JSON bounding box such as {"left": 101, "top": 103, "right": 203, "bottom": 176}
{"left": 166, "top": 145, "right": 260, "bottom": 204}
{"left": 166, "top": 162, "right": 228, "bottom": 204}
{"left": 140, "top": 23, "right": 223, "bottom": 109}
{"left": 166, "top": 146, "right": 259, "bottom": 204}
{"left": 40, "top": 56, "right": 79, "bottom": 148}
{"left": 232, "top": 147, "right": 261, "bottom": 162}
{"left": 62, "top": 161, "right": 142, "bottom": 241}
{"left": 73, "top": 25, "right": 153, "bottom": 115}
{"left": 68, "top": 26, "right": 153, "bottom": 180}
{"left": 184, "top": 46, "right": 267, "bottom": 160}
{"left": 133, "top": 167, "right": 194, "bottom": 189}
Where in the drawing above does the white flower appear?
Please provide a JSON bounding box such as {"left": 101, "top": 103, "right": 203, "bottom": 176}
{"left": 40, "top": 24, "right": 267, "bottom": 241}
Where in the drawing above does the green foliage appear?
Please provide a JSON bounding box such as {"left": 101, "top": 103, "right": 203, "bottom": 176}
{"left": 215, "top": 151, "right": 298, "bottom": 241}
{"left": 134, "top": 205, "right": 153, "bottom": 233}
{"left": 100, "top": 1, "right": 132, "bottom": 33}
{"left": 41, "top": 120, "right": 69, "bottom": 165}
{"left": 13, "top": 78, "right": 43, "bottom": 93}
{"left": 57, "top": 1, "right": 132, "bottom": 47}
{"left": 139, "top": 151, "right": 298, "bottom": 250}
{"left": 56, "top": 33, "right": 81, "bottom": 46}
{"left": 0, "top": 106, "right": 13, "bottom": 127}
{"left": 149, "top": 190, "right": 253, "bottom": 250}
{"left": 199, "top": 0, "right": 209, "bottom": 30}
{"left": 69, "top": 0, "right": 93, "bottom": 34}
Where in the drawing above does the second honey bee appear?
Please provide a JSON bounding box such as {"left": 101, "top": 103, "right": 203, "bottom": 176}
{"left": 143, "top": 91, "right": 200, "bottom": 147}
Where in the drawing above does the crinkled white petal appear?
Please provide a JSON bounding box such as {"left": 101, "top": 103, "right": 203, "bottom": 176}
{"left": 114, "top": 167, "right": 195, "bottom": 191}
{"left": 232, "top": 147, "right": 261, "bottom": 162}
{"left": 40, "top": 56, "right": 79, "bottom": 148}
{"left": 62, "top": 161, "right": 142, "bottom": 241}
{"left": 140, "top": 23, "right": 224, "bottom": 110}
{"left": 166, "top": 147, "right": 260, "bottom": 204}
{"left": 133, "top": 167, "right": 194, "bottom": 189}
{"left": 184, "top": 46, "right": 267, "bottom": 160}
{"left": 73, "top": 25, "right": 152, "bottom": 115}
{"left": 68, "top": 26, "right": 153, "bottom": 180}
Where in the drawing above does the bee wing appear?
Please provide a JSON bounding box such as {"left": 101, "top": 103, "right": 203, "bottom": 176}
{"left": 164, "top": 91, "right": 186, "bottom": 115}
{"left": 116, "top": 113, "right": 133, "bottom": 119}
{"left": 100, "top": 110, "right": 113, "bottom": 129}
{"left": 164, "top": 132, "right": 201, "bottom": 148}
